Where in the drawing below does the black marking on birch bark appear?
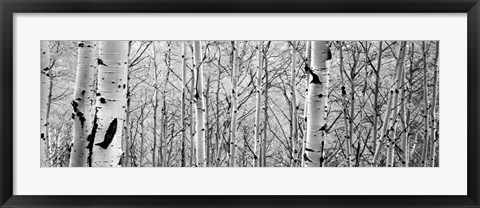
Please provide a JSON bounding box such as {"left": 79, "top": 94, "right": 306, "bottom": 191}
{"left": 71, "top": 101, "right": 79, "bottom": 112}
{"left": 71, "top": 113, "right": 75, "bottom": 120}
{"left": 327, "top": 49, "right": 332, "bottom": 60}
{"left": 118, "top": 152, "right": 124, "bottom": 166}
{"left": 42, "top": 67, "right": 49, "bottom": 71}
{"left": 305, "top": 147, "right": 315, "bottom": 152}
{"left": 76, "top": 111, "right": 85, "bottom": 127}
{"left": 99, "top": 97, "right": 106, "bottom": 104}
{"left": 95, "top": 118, "right": 117, "bottom": 149}
{"left": 78, "top": 42, "right": 84, "bottom": 47}
{"left": 81, "top": 90, "right": 86, "bottom": 95}
{"left": 309, "top": 71, "right": 321, "bottom": 84}
{"left": 96, "top": 92, "right": 101, "bottom": 96}
{"left": 86, "top": 108, "right": 98, "bottom": 167}
{"left": 319, "top": 124, "right": 327, "bottom": 132}
{"left": 118, "top": 85, "right": 121, "bottom": 88}
{"left": 96, "top": 58, "right": 107, "bottom": 66}
{"left": 303, "top": 153, "right": 313, "bottom": 163}
{"left": 304, "top": 64, "right": 310, "bottom": 73}
{"left": 123, "top": 84, "right": 126, "bottom": 89}
{"left": 41, "top": 133, "right": 45, "bottom": 140}
{"left": 318, "top": 94, "right": 323, "bottom": 98}
{"left": 395, "top": 89, "right": 399, "bottom": 94}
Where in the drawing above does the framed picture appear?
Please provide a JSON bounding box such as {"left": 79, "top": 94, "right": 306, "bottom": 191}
{"left": 1, "top": 0, "right": 479, "bottom": 207}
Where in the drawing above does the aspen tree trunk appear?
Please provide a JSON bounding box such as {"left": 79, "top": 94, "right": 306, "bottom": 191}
{"left": 229, "top": 41, "right": 239, "bottom": 167}
{"left": 385, "top": 41, "right": 406, "bottom": 167}
{"left": 205, "top": 77, "right": 211, "bottom": 166}
{"left": 90, "top": 41, "right": 128, "bottom": 167}
{"left": 301, "top": 41, "right": 311, "bottom": 167}
{"left": 123, "top": 41, "right": 132, "bottom": 167}
{"left": 338, "top": 42, "right": 353, "bottom": 167}
{"left": 193, "top": 41, "right": 206, "bottom": 167}
{"left": 400, "top": 46, "right": 408, "bottom": 167}
{"left": 372, "top": 41, "right": 406, "bottom": 167}
{"left": 290, "top": 42, "right": 299, "bottom": 167}
{"left": 40, "top": 41, "right": 51, "bottom": 167}
{"left": 429, "top": 41, "right": 439, "bottom": 167}
{"left": 421, "top": 41, "right": 430, "bottom": 167}
{"left": 262, "top": 43, "right": 269, "bottom": 167}
{"left": 347, "top": 44, "right": 357, "bottom": 167}
{"left": 69, "top": 41, "right": 96, "bottom": 167}
{"left": 152, "top": 45, "right": 159, "bottom": 167}
{"left": 372, "top": 41, "right": 383, "bottom": 154}
{"left": 181, "top": 42, "right": 187, "bottom": 167}
{"left": 160, "top": 42, "right": 172, "bottom": 167}
{"left": 189, "top": 43, "right": 195, "bottom": 166}
{"left": 215, "top": 62, "right": 222, "bottom": 167}
{"left": 253, "top": 41, "right": 263, "bottom": 167}
{"left": 305, "top": 41, "right": 329, "bottom": 167}
{"left": 404, "top": 42, "right": 415, "bottom": 167}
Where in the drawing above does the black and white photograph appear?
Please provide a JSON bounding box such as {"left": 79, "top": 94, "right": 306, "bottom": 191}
{"left": 40, "top": 40, "right": 439, "bottom": 168}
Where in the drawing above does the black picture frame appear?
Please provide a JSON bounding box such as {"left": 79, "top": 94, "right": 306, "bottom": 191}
{"left": 1, "top": 0, "right": 479, "bottom": 207}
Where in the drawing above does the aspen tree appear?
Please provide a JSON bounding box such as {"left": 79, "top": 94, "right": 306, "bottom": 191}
{"left": 305, "top": 41, "right": 329, "bottom": 167}
{"left": 181, "top": 42, "right": 187, "bottom": 167}
{"left": 386, "top": 41, "right": 406, "bottom": 167}
{"left": 159, "top": 42, "right": 172, "bottom": 167}
{"left": 372, "top": 41, "right": 406, "bottom": 167}
{"left": 189, "top": 43, "right": 195, "bottom": 167}
{"left": 290, "top": 42, "right": 299, "bottom": 167}
{"left": 69, "top": 41, "right": 96, "bottom": 167}
{"left": 89, "top": 41, "right": 128, "bottom": 167}
{"left": 253, "top": 41, "right": 263, "bottom": 167}
{"left": 229, "top": 41, "right": 239, "bottom": 167}
{"left": 123, "top": 41, "right": 132, "bottom": 167}
{"left": 301, "top": 41, "right": 311, "bottom": 167}
{"left": 338, "top": 41, "right": 353, "bottom": 167}
{"left": 193, "top": 41, "right": 206, "bottom": 167}
{"left": 372, "top": 41, "right": 383, "bottom": 153}
{"left": 40, "top": 41, "right": 50, "bottom": 167}
{"left": 421, "top": 41, "right": 430, "bottom": 167}
{"left": 152, "top": 44, "right": 159, "bottom": 167}
{"left": 429, "top": 41, "right": 439, "bottom": 167}
{"left": 262, "top": 41, "right": 271, "bottom": 167}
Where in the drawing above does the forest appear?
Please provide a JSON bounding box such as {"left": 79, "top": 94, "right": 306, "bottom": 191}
{"left": 40, "top": 40, "right": 439, "bottom": 167}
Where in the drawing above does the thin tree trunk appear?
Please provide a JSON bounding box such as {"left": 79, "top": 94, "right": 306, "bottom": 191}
{"left": 90, "top": 41, "right": 128, "bottom": 167}
{"left": 229, "top": 41, "right": 239, "bottom": 167}
{"left": 40, "top": 41, "right": 51, "bottom": 167}
{"left": 181, "top": 42, "right": 187, "bottom": 167}
{"left": 421, "top": 41, "right": 430, "bottom": 167}
{"left": 205, "top": 77, "right": 211, "bottom": 166}
{"left": 262, "top": 43, "right": 269, "bottom": 167}
{"left": 430, "top": 41, "right": 439, "bottom": 167}
{"left": 152, "top": 44, "right": 159, "bottom": 167}
{"left": 385, "top": 41, "right": 407, "bottom": 167}
{"left": 253, "top": 41, "right": 263, "bottom": 167}
{"left": 339, "top": 41, "right": 353, "bottom": 167}
{"left": 123, "top": 41, "right": 132, "bottom": 167}
{"left": 215, "top": 66, "right": 222, "bottom": 167}
{"left": 160, "top": 42, "right": 172, "bottom": 167}
{"left": 193, "top": 41, "right": 206, "bottom": 167}
{"left": 372, "top": 41, "right": 406, "bottom": 167}
{"left": 372, "top": 41, "right": 383, "bottom": 156}
{"left": 69, "top": 41, "right": 96, "bottom": 167}
{"left": 305, "top": 41, "right": 329, "bottom": 167}
{"left": 290, "top": 42, "right": 299, "bottom": 167}
{"left": 189, "top": 43, "right": 195, "bottom": 167}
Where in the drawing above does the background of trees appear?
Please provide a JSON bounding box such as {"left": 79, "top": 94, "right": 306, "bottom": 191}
{"left": 40, "top": 40, "right": 439, "bottom": 167}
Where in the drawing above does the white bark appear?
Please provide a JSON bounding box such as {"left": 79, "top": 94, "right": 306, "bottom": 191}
{"left": 253, "top": 41, "right": 263, "bottom": 167}
{"left": 301, "top": 41, "right": 311, "bottom": 167}
{"left": 40, "top": 41, "right": 50, "bottom": 167}
{"left": 193, "top": 41, "right": 206, "bottom": 167}
{"left": 290, "top": 42, "right": 298, "bottom": 167}
{"left": 305, "top": 41, "right": 329, "bottom": 167}
{"left": 229, "top": 41, "right": 239, "bottom": 167}
{"left": 90, "top": 41, "right": 128, "bottom": 167}
{"left": 69, "top": 41, "right": 96, "bottom": 167}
